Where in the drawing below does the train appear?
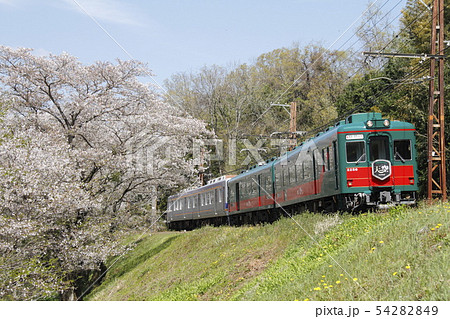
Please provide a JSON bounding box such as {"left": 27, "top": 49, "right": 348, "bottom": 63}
{"left": 166, "top": 112, "right": 418, "bottom": 230}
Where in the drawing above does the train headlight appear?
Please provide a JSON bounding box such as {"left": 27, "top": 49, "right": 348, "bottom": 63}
{"left": 383, "top": 119, "right": 390, "bottom": 127}
{"left": 366, "top": 120, "right": 374, "bottom": 128}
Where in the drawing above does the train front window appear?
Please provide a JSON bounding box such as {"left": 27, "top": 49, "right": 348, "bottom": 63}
{"left": 369, "top": 136, "right": 390, "bottom": 161}
{"left": 346, "top": 141, "right": 366, "bottom": 163}
{"left": 394, "top": 140, "right": 411, "bottom": 162}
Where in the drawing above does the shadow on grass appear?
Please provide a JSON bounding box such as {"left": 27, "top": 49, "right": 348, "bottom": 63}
{"left": 84, "top": 234, "right": 180, "bottom": 299}
{"left": 109, "top": 235, "right": 180, "bottom": 279}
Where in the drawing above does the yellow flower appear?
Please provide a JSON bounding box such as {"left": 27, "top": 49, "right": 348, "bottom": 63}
{"left": 431, "top": 228, "right": 435, "bottom": 231}
{"left": 313, "top": 287, "right": 321, "bottom": 291}
{"left": 294, "top": 299, "right": 299, "bottom": 301}
{"left": 303, "top": 298, "right": 309, "bottom": 301}
{"left": 336, "top": 280, "right": 341, "bottom": 284}
{"left": 329, "top": 285, "right": 333, "bottom": 288}
{"left": 405, "top": 265, "right": 411, "bottom": 269}
{"left": 340, "top": 274, "right": 344, "bottom": 276}
{"left": 393, "top": 272, "right": 398, "bottom": 276}
{"left": 379, "top": 241, "right": 384, "bottom": 244}
{"left": 329, "top": 265, "right": 333, "bottom": 267}
{"left": 322, "top": 275, "right": 326, "bottom": 278}
{"left": 353, "top": 278, "right": 358, "bottom": 281}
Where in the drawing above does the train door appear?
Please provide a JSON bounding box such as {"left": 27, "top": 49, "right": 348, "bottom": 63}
{"left": 257, "top": 174, "right": 262, "bottom": 206}
{"left": 368, "top": 134, "right": 393, "bottom": 185}
{"left": 333, "top": 140, "right": 339, "bottom": 189}
{"left": 312, "top": 149, "right": 319, "bottom": 195}
{"left": 235, "top": 183, "right": 240, "bottom": 211}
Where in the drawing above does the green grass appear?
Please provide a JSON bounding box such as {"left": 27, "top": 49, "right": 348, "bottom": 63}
{"left": 86, "top": 202, "right": 449, "bottom": 301}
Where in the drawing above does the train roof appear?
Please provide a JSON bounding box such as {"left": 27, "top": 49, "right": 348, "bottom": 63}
{"left": 168, "top": 175, "right": 234, "bottom": 200}
{"left": 228, "top": 112, "right": 415, "bottom": 179}
{"left": 337, "top": 112, "right": 415, "bottom": 132}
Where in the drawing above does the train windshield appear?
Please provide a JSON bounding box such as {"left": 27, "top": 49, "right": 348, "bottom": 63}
{"left": 369, "top": 136, "right": 390, "bottom": 161}
{"left": 346, "top": 141, "right": 366, "bottom": 163}
{"left": 394, "top": 140, "right": 412, "bottom": 161}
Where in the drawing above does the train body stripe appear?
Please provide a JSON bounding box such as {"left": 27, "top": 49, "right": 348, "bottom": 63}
{"left": 338, "top": 129, "right": 415, "bottom": 134}
{"left": 346, "top": 165, "right": 414, "bottom": 187}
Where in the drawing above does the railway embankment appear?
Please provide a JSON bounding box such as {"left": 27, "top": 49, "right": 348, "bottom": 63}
{"left": 86, "top": 202, "right": 449, "bottom": 301}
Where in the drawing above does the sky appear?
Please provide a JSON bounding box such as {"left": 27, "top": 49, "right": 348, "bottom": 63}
{"left": 0, "top": 0, "right": 407, "bottom": 84}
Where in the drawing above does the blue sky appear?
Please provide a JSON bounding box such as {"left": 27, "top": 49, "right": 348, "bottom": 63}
{"left": 0, "top": 0, "right": 406, "bottom": 83}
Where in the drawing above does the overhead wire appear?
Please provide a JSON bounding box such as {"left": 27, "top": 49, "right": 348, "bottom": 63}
{"left": 235, "top": 0, "right": 384, "bottom": 135}
{"left": 240, "top": 0, "right": 409, "bottom": 138}
{"left": 298, "top": 2, "right": 440, "bottom": 137}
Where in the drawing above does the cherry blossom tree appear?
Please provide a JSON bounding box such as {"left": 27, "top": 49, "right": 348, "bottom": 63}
{"left": 0, "top": 46, "right": 210, "bottom": 299}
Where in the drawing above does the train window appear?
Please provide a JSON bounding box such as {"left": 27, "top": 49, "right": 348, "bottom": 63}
{"left": 321, "top": 149, "right": 326, "bottom": 171}
{"left": 296, "top": 163, "right": 303, "bottom": 181}
{"left": 327, "top": 147, "right": 330, "bottom": 171}
{"left": 218, "top": 189, "right": 222, "bottom": 203}
{"left": 303, "top": 160, "right": 310, "bottom": 180}
{"left": 275, "top": 171, "right": 281, "bottom": 189}
{"left": 394, "top": 140, "right": 412, "bottom": 161}
{"left": 261, "top": 175, "right": 267, "bottom": 193}
{"left": 329, "top": 145, "right": 334, "bottom": 170}
{"left": 260, "top": 175, "right": 266, "bottom": 193}
{"left": 346, "top": 141, "right": 366, "bottom": 163}
{"left": 187, "top": 198, "right": 191, "bottom": 209}
{"left": 283, "top": 169, "right": 289, "bottom": 186}
{"left": 289, "top": 166, "right": 296, "bottom": 185}
{"left": 229, "top": 187, "right": 235, "bottom": 202}
{"left": 369, "top": 136, "right": 390, "bottom": 161}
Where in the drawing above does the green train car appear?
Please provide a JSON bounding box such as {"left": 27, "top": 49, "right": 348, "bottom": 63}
{"left": 167, "top": 113, "right": 418, "bottom": 229}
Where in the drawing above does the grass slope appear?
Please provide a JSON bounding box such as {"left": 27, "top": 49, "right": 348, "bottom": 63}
{"left": 86, "top": 202, "right": 449, "bottom": 301}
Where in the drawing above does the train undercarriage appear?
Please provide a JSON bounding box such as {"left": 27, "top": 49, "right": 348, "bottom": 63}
{"left": 167, "top": 191, "right": 417, "bottom": 231}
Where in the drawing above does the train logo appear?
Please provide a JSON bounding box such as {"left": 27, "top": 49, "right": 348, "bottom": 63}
{"left": 372, "top": 160, "right": 391, "bottom": 180}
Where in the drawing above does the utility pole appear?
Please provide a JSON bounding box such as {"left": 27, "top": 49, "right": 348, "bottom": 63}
{"left": 427, "top": 0, "right": 447, "bottom": 201}
{"left": 363, "top": 0, "right": 447, "bottom": 201}
{"left": 270, "top": 102, "right": 299, "bottom": 151}
{"left": 289, "top": 101, "right": 297, "bottom": 151}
